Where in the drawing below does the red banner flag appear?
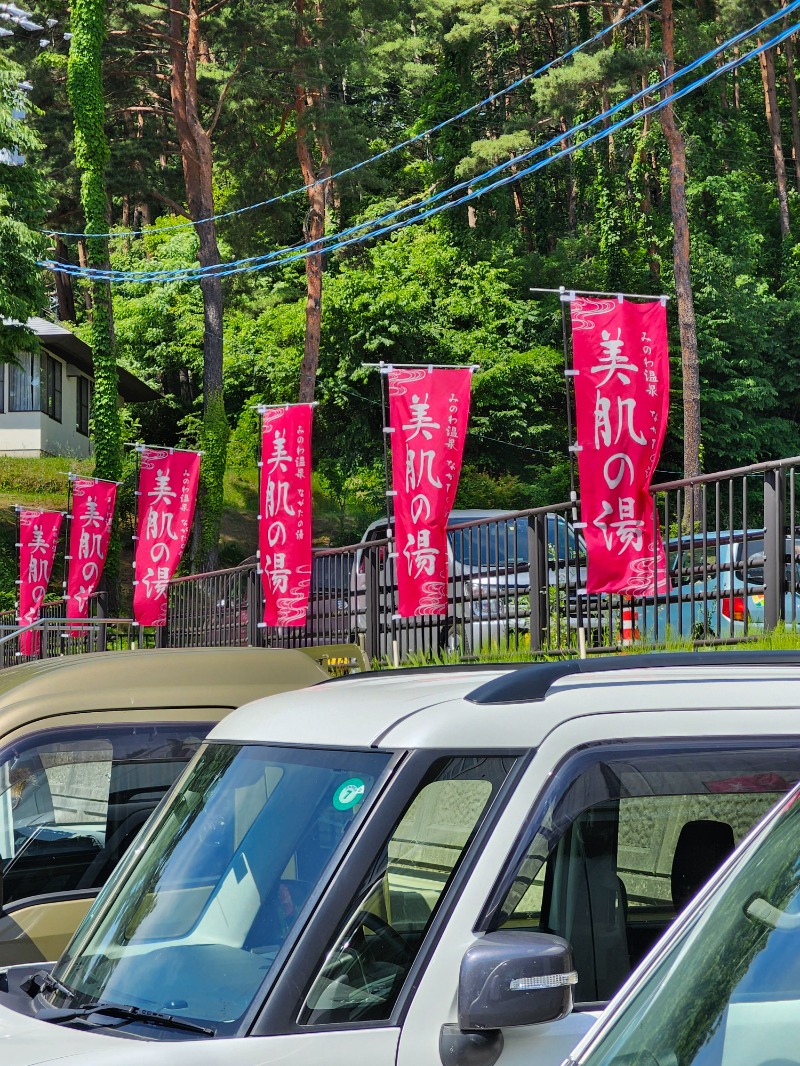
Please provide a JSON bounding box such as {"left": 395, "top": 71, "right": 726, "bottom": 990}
{"left": 571, "top": 297, "right": 670, "bottom": 594}
{"left": 133, "top": 448, "right": 201, "bottom": 627}
{"left": 389, "top": 367, "right": 472, "bottom": 617}
{"left": 66, "top": 477, "right": 117, "bottom": 629}
{"left": 259, "top": 405, "right": 314, "bottom": 626}
{"left": 18, "top": 509, "right": 62, "bottom": 656}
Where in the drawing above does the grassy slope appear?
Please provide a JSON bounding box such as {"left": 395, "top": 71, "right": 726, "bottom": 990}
{"left": 219, "top": 466, "right": 382, "bottom": 566}
{"left": 0, "top": 457, "right": 96, "bottom": 610}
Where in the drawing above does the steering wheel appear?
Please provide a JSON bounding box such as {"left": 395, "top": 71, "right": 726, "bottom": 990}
{"left": 352, "top": 909, "right": 413, "bottom": 964}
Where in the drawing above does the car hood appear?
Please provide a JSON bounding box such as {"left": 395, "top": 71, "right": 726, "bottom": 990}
{"left": 0, "top": 1001, "right": 125, "bottom": 1065}
{"left": 0, "top": 1000, "right": 242, "bottom": 1066}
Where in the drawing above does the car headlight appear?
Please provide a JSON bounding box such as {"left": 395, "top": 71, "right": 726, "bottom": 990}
{"left": 469, "top": 581, "right": 507, "bottom": 619}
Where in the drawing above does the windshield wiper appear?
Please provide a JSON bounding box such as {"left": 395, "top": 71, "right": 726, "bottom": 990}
{"left": 22, "top": 969, "right": 75, "bottom": 1002}
{"left": 36, "top": 1000, "right": 216, "bottom": 1037}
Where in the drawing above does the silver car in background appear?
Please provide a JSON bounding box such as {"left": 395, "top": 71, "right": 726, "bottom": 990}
{"left": 353, "top": 508, "right": 584, "bottom": 655}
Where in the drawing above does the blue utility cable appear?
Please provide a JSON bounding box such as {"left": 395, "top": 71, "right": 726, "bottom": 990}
{"left": 43, "top": 6, "right": 800, "bottom": 284}
{"left": 41, "top": 0, "right": 657, "bottom": 240}
{"left": 152, "top": 20, "right": 800, "bottom": 285}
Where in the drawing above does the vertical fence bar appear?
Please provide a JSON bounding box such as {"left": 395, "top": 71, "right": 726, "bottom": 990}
{"left": 790, "top": 467, "right": 798, "bottom": 625}
{"left": 528, "top": 517, "right": 548, "bottom": 654}
{"left": 764, "top": 466, "right": 784, "bottom": 631}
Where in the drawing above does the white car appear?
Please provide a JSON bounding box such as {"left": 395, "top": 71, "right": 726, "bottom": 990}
{"left": 353, "top": 509, "right": 583, "bottom": 655}
{"left": 3, "top": 652, "right": 800, "bottom": 1066}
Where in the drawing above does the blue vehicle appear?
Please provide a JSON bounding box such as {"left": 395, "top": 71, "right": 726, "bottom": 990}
{"left": 629, "top": 530, "right": 800, "bottom": 642}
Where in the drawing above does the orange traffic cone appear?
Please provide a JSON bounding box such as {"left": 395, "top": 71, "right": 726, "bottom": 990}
{"left": 620, "top": 604, "right": 640, "bottom": 647}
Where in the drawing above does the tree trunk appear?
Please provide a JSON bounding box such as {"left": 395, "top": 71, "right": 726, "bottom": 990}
{"left": 759, "top": 45, "right": 791, "bottom": 238}
{"left": 67, "top": 0, "right": 121, "bottom": 487}
{"left": 296, "top": 123, "right": 328, "bottom": 403}
{"left": 294, "top": 0, "right": 332, "bottom": 404}
{"left": 67, "top": 0, "right": 122, "bottom": 607}
{"left": 168, "top": 0, "right": 228, "bottom": 569}
{"left": 660, "top": 0, "right": 702, "bottom": 506}
{"left": 783, "top": 37, "right": 800, "bottom": 192}
{"left": 53, "top": 239, "right": 76, "bottom": 322}
{"left": 560, "top": 118, "right": 578, "bottom": 233}
{"left": 76, "top": 240, "right": 93, "bottom": 312}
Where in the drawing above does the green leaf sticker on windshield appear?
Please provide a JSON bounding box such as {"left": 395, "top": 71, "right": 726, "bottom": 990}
{"left": 333, "top": 777, "right": 366, "bottom": 811}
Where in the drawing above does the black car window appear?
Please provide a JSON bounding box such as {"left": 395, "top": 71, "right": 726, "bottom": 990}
{"left": 490, "top": 743, "right": 800, "bottom": 1005}
{"left": 0, "top": 723, "right": 208, "bottom": 905}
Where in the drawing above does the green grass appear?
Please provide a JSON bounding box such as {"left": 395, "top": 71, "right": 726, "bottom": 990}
{"left": 0, "top": 455, "right": 93, "bottom": 511}
{"left": 374, "top": 624, "right": 800, "bottom": 670}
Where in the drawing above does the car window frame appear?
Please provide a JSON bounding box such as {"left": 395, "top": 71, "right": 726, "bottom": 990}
{"left": 249, "top": 747, "right": 528, "bottom": 1038}
{"left": 476, "top": 736, "right": 800, "bottom": 1009}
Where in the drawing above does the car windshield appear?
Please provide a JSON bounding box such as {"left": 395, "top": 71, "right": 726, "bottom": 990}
{"left": 574, "top": 789, "right": 800, "bottom": 1066}
{"left": 448, "top": 518, "right": 580, "bottom": 568}
{"left": 448, "top": 521, "right": 529, "bottom": 568}
{"left": 48, "top": 743, "right": 389, "bottom": 1035}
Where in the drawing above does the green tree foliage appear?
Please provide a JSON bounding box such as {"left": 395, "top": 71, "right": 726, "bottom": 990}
{"left": 9, "top": 0, "right": 800, "bottom": 555}
{"left": 66, "top": 0, "right": 121, "bottom": 483}
{"left": 0, "top": 56, "right": 48, "bottom": 361}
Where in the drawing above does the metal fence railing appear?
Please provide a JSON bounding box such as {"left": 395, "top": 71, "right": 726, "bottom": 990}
{"left": 5, "top": 455, "right": 800, "bottom": 667}
{"left": 0, "top": 615, "right": 145, "bottom": 667}
{"left": 160, "top": 454, "right": 800, "bottom": 662}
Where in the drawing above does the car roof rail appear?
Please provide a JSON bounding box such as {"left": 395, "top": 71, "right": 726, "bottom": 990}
{"left": 466, "top": 650, "right": 800, "bottom": 705}
{"left": 319, "top": 661, "right": 528, "bottom": 685}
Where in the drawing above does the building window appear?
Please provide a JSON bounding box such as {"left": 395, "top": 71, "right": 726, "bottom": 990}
{"left": 76, "top": 376, "right": 92, "bottom": 436}
{"left": 0, "top": 364, "right": 5, "bottom": 413}
{"left": 8, "top": 352, "right": 40, "bottom": 412}
{"left": 41, "top": 353, "right": 62, "bottom": 423}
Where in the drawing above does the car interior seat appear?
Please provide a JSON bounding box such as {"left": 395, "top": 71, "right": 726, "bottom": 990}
{"left": 671, "top": 818, "right": 735, "bottom": 912}
{"left": 543, "top": 809, "right": 631, "bottom": 1003}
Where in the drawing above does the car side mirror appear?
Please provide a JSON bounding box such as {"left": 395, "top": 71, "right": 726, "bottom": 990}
{"left": 440, "top": 932, "right": 577, "bottom": 1066}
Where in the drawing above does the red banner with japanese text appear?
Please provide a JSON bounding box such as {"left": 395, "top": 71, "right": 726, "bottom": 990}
{"left": 18, "top": 509, "right": 62, "bottom": 656}
{"left": 389, "top": 367, "right": 472, "bottom": 617}
{"left": 571, "top": 297, "right": 670, "bottom": 594}
{"left": 133, "top": 448, "right": 201, "bottom": 626}
{"left": 259, "top": 405, "right": 313, "bottom": 626}
{"left": 66, "top": 477, "right": 117, "bottom": 630}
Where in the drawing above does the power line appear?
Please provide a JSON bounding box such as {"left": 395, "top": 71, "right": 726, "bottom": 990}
{"left": 40, "top": 0, "right": 657, "bottom": 240}
{"left": 44, "top": 3, "right": 800, "bottom": 285}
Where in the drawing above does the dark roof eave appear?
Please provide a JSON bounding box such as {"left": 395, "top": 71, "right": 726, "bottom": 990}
{"left": 23, "top": 320, "right": 160, "bottom": 403}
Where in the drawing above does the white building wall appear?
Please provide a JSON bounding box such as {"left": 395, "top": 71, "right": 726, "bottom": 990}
{"left": 0, "top": 350, "right": 93, "bottom": 458}
{"left": 0, "top": 412, "right": 46, "bottom": 456}
{"left": 40, "top": 370, "right": 93, "bottom": 459}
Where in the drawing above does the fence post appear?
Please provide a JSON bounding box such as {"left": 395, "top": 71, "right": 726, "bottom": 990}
{"left": 364, "top": 551, "right": 379, "bottom": 662}
{"left": 764, "top": 466, "right": 785, "bottom": 631}
{"left": 528, "top": 516, "right": 548, "bottom": 653}
{"left": 246, "top": 568, "right": 260, "bottom": 647}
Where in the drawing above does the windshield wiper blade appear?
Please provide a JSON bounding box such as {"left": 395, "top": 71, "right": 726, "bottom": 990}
{"left": 37, "top": 1001, "right": 216, "bottom": 1037}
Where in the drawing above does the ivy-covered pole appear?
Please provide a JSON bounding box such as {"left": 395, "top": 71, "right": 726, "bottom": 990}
{"left": 67, "top": 0, "right": 122, "bottom": 614}
{"left": 66, "top": 0, "right": 121, "bottom": 485}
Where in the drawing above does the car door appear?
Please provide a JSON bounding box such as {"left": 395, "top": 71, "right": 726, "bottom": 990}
{"left": 395, "top": 712, "right": 800, "bottom": 1066}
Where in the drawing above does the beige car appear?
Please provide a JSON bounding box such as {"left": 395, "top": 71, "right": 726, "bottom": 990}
{"left": 0, "top": 646, "right": 331, "bottom": 966}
